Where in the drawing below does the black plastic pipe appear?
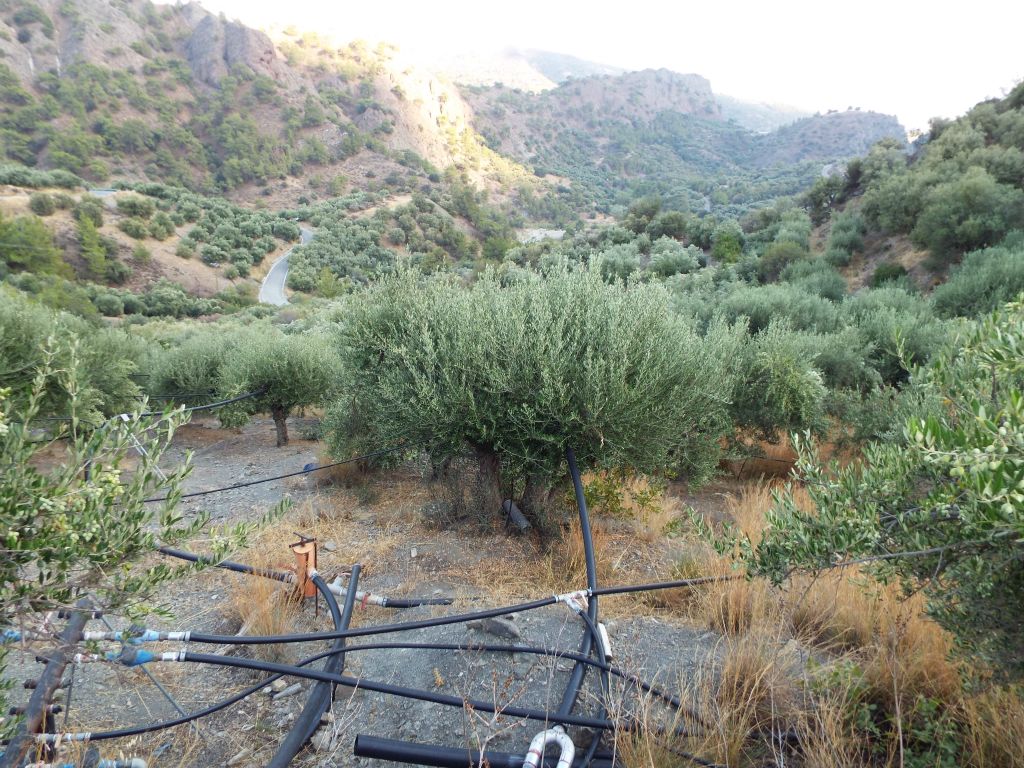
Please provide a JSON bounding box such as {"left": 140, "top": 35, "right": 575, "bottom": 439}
{"left": 156, "top": 546, "right": 293, "bottom": 583}
{"left": 40, "top": 638, "right": 690, "bottom": 744}
{"left": 353, "top": 734, "right": 618, "bottom": 768}
{"left": 177, "top": 651, "right": 617, "bottom": 729}
{"left": 184, "top": 595, "right": 558, "bottom": 645}
{"left": 380, "top": 596, "right": 454, "bottom": 608}
{"left": 158, "top": 547, "right": 453, "bottom": 607}
{"left": 267, "top": 567, "right": 359, "bottom": 768}
{"left": 562, "top": 446, "right": 611, "bottom": 768}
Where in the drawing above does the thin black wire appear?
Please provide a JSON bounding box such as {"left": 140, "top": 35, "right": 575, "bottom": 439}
{"left": 142, "top": 443, "right": 409, "bottom": 502}
{"left": 9, "top": 389, "right": 265, "bottom": 426}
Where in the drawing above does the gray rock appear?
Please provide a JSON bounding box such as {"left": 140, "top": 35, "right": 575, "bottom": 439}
{"left": 467, "top": 617, "right": 522, "bottom": 640}
{"left": 272, "top": 682, "right": 303, "bottom": 701}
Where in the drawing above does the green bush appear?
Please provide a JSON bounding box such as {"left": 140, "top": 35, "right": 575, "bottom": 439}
{"left": 94, "top": 293, "right": 124, "bottom": 316}
{"left": 119, "top": 217, "right": 149, "bottom": 239}
{"left": 780, "top": 259, "right": 847, "bottom": 301}
{"left": 737, "top": 300, "right": 1024, "bottom": 677}
{"left": 931, "top": 233, "right": 1024, "bottom": 317}
{"left": 729, "top": 321, "right": 827, "bottom": 439}
{"left": 116, "top": 195, "right": 156, "bottom": 219}
{"left": 647, "top": 237, "right": 700, "bottom": 277}
{"left": 73, "top": 198, "right": 104, "bottom": 227}
{"left": 841, "top": 287, "right": 946, "bottom": 385}
{"left": 911, "top": 167, "right": 1024, "bottom": 263}
{"left": 147, "top": 211, "right": 175, "bottom": 241}
{"left": 28, "top": 192, "right": 55, "bottom": 216}
{"left": 758, "top": 240, "right": 809, "bottom": 283}
{"left": 870, "top": 261, "right": 908, "bottom": 287}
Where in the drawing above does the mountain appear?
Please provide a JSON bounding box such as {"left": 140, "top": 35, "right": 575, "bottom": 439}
{"left": 0, "top": 0, "right": 903, "bottom": 223}
{"left": 716, "top": 95, "right": 810, "bottom": 133}
{"left": 463, "top": 70, "right": 904, "bottom": 215}
{"left": 0, "top": 0, "right": 528, "bottom": 205}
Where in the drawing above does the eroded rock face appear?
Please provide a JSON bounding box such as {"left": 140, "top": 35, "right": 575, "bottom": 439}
{"left": 183, "top": 12, "right": 281, "bottom": 86}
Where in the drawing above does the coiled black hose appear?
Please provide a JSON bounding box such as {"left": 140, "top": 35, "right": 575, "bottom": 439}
{"left": 267, "top": 567, "right": 359, "bottom": 768}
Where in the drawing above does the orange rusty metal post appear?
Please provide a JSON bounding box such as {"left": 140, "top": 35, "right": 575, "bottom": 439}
{"left": 290, "top": 533, "right": 318, "bottom": 600}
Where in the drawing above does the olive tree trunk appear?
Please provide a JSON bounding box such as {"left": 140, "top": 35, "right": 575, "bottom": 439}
{"left": 472, "top": 443, "right": 502, "bottom": 518}
{"left": 271, "top": 405, "right": 289, "bottom": 447}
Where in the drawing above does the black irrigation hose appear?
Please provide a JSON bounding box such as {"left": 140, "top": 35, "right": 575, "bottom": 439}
{"left": 330, "top": 640, "right": 702, "bottom": 724}
{"left": 184, "top": 595, "right": 559, "bottom": 645}
{"left": 354, "top": 735, "right": 722, "bottom": 768}
{"left": 267, "top": 569, "right": 358, "bottom": 768}
{"left": 167, "top": 571, "right": 745, "bottom": 647}
{"left": 380, "top": 596, "right": 454, "bottom": 608}
{"left": 592, "top": 574, "right": 744, "bottom": 598}
{"left": 135, "top": 388, "right": 265, "bottom": 418}
{"left": 157, "top": 546, "right": 454, "bottom": 607}
{"left": 564, "top": 446, "right": 611, "bottom": 768}
{"left": 40, "top": 639, "right": 682, "bottom": 744}
{"left": 352, "top": 734, "right": 619, "bottom": 768}
{"left": 142, "top": 443, "right": 409, "bottom": 503}
{"left": 156, "top": 546, "right": 293, "bottom": 583}
{"left": 177, "top": 651, "right": 618, "bottom": 730}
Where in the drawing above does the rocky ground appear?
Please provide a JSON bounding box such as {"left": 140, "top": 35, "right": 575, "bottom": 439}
{"left": 5, "top": 416, "right": 728, "bottom": 768}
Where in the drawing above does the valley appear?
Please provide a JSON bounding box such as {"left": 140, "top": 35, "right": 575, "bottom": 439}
{"left": 2, "top": 1, "right": 1023, "bottom": 767}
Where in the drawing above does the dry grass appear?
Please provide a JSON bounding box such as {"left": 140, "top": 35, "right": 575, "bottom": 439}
{"left": 961, "top": 686, "right": 1024, "bottom": 768}
{"left": 671, "top": 478, "right": 1010, "bottom": 766}
{"left": 696, "top": 629, "right": 801, "bottom": 765}
{"left": 223, "top": 551, "right": 299, "bottom": 663}
{"left": 617, "top": 627, "right": 803, "bottom": 768}
{"left": 797, "top": 686, "right": 875, "bottom": 768}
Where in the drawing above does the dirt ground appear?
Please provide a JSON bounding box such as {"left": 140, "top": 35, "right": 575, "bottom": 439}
{"left": 5, "top": 416, "right": 758, "bottom": 768}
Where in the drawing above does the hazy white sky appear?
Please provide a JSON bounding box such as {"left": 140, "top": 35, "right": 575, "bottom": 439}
{"left": 180, "top": 0, "right": 1023, "bottom": 131}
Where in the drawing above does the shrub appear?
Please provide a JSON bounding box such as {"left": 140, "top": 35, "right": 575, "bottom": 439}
{"left": 119, "top": 217, "right": 149, "bottom": 239}
{"left": 73, "top": 198, "right": 104, "bottom": 227}
{"left": 730, "top": 321, "right": 827, "bottom": 439}
{"left": 758, "top": 241, "right": 809, "bottom": 283}
{"left": 147, "top": 211, "right": 175, "bottom": 241}
{"left": 28, "top": 192, "right": 55, "bottom": 216}
{"left": 870, "top": 261, "right": 908, "bottom": 287}
{"left": 94, "top": 293, "right": 124, "bottom": 316}
{"left": 841, "top": 287, "right": 946, "bottom": 385}
{"left": 780, "top": 259, "right": 847, "bottom": 301}
{"left": 931, "top": 234, "right": 1024, "bottom": 317}
{"left": 116, "top": 195, "right": 156, "bottom": 219}
{"left": 742, "top": 300, "right": 1024, "bottom": 678}
{"left": 647, "top": 237, "right": 700, "bottom": 277}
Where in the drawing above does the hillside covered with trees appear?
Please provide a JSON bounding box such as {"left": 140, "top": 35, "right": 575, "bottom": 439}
{"left": 2, "top": 2, "right": 1024, "bottom": 765}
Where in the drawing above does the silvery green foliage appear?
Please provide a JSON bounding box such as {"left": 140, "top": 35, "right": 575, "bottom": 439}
{"left": 735, "top": 300, "right": 1024, "bottom": 676}
{"left": 218, "top": 328, "right": 342, "bottom": 445}
{"left": 1, "top": 345, "right": 276, "bottom": 735}
{"left": 333, "top": 262, "right": 743, "bottom": 486}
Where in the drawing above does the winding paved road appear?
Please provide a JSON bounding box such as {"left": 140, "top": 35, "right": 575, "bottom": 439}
{"left": 259, "top": 225, "right": 314, "bottom": 306}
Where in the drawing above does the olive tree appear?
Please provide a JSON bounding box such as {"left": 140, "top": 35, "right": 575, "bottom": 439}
{"left": 332, "top": 263, "right": 743, "bottom": 517}
{"left": 219, "top": 329, "right": 341, "bottom": 446}
{"left": 1, "top": 346, "right": 266, "bottom": 750}
{"left": 723, "top": 299, "right": 1024, "bottom": 676}
{"left": 0, "top": 288, "right": 140, "bottom": 421}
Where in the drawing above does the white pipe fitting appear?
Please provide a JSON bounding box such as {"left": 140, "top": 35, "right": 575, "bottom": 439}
{"left": 522, "top": 725, "right": 575, "bottom": 768}
{"left": 328, "top": 576, "right": 387, "bottom": 606}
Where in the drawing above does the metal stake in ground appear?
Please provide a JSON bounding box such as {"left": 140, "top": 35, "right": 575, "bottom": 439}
{"left": 0, "top": 599, "right": 91, "bottom": 768}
